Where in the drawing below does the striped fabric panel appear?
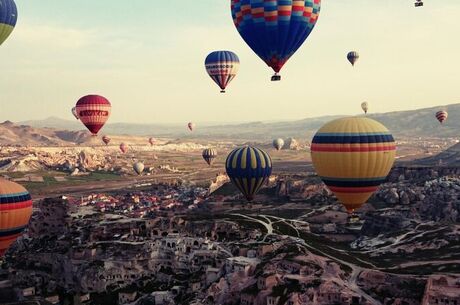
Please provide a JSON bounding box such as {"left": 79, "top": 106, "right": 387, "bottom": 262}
{"left": 312, "top": 133, "right": 395, "bottom": 144}
{"left": 321, "top": 176, "right": 388, "bottom": 188}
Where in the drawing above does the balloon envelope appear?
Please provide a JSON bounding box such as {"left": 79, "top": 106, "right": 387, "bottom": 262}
{"left": 202, "top": 148, "right": 217, "bottom": 166}
{"left": 133, "top": 162, "right": 144, "bottom": 175}
{"left": 273, "top": 138, "right": 284, "bottom": 151}
{"left": 231, "top": 0, "right": 321, "bottom": 77}
{"left": 347, "top": 51, "right": 359, "bottom": 66}
{"left": 205, "top": 51, "right": 240, "bottom": 93}
{"left": 102, "top": 135, "right": 111, "bottom": 145}
{"left": 361, "top": 102, "right": 369, "bottom": 114}
{"left": 188, "top": 122, "right": 195, "bottom": 131}
{"left": 71, "top": 107, "right": 79, "bottom": 120}
{"left": 226, "top": 146, "right": 272, "bottom": 201}
{"left": 75, "top": 95, "right": 111, "bottom": 135}
{"left": 435, "top": 111, "right": 448, "bottom": 124}
{"left": 119, "top": 143, "right": 128, "bottom": 154}
{"left": 0, "top": 178, "right": 32, "bottom": 257}
{"left": 0, "top": 0, "right": 17, "bottom": 46}
{"left": 311, "top": 117, "right": 396, "bottom": 213}
{"left": 149, "top": 137, "right": 156, "bottom": 146}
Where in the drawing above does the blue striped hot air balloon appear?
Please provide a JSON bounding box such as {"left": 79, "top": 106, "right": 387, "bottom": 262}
{"left": 225, "top": 146, "right": 272, "bottom": 201}
{"left": 0, "top": 0, "right": 17, "bottom": 46}
{"left": 205, "top": 51, "right": 240, "bottom": 93}
{"left": 231, "top": 0, "right": 321, "bottom": 81}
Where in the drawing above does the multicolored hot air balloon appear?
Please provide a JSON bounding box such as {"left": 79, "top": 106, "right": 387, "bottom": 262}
{"left": 311, "top": 117, "right": 396, "bottom": 213}
{"left": 149, "top": 137, "right": 156, "bottom": 146}
{"left": 231, "top": 0, "right": 321, "bottom": 81}
{"left": 133, "top": 162, "right": 144, "bottom": 175}
{"left": 347, "top": 51, "right": 359, "bottom": 66}
{"left": 0, "top": 178, "right": 32, "bottom": 257}
{"left": 226, "top": 146, "right": 272, "bottom": 201}
{"left": 102, "top": 135, "right": 111, "bottom": 146}
{"left": 0, "top": 0, "right": 17, "bottom": 47}
{"left": 71, "top": 107, "right": 79, "bottom": 120}
{"left": 273, "top": 138, "right": 284, "bottom": 151}
{"left": 188, "top": 122, "right": 195, "bottom": 131}
{"left": 205, "top": 51, "right": 240, "bottom": 93}
{"left": 75, "top": 95, "right": 111, "bottom": 136}
{"left": 435, "top": 110, "right": 448, "bottom": 124}
{"left": 361, "top": 102, "right": 369, "bottom": 114}
{"left": 119, "top": 143, "right": 128, "bottom": 154}
{"left": 202, "top": 148, "right": 217, "bottom": 166}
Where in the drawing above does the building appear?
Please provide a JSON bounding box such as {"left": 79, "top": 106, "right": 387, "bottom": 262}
{"left": 422, "top": 276, "right": 460, "bottom": 305}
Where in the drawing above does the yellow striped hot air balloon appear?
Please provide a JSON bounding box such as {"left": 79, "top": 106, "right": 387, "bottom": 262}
{"left": 0, "top": 178, "right": 33, "bottom": 257}
{"left": 225, "top": 146, "right": 272, "bottom": 201}
{"left": 311, "top": 117, "right": 396, "bottom": 213}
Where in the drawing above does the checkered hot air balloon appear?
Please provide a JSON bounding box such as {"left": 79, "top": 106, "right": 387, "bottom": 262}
{"left": 435, "top": 111, "right": 448, "bottom": 124}
{"left": 0, "top": 0, "right": 17, "bottom": 46}
{"left": 205, "top": 51, "right": 240, "bottom": 93}
{"left": 231, "top": 0, "right": 321, "bottom": 81}
{"left": 202, "top": 148, "right": 217, "bottom": 166}
{"left": 311, "top": 117, "right": 396, "bottom": 214}
{"left": 347, "top": 51, "right": 359, "bottom": 67}
{"left": 75, "top": 95, "right": 111, "bottom": 136}
{"left": 226, "top": 146, "right": 272, "bottom": 201}
{"left": 0, "top": 178, "right": 32, "bottom": 257}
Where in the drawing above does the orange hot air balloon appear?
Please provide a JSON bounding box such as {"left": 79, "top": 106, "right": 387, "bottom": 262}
{"left": 119, "top": 143, "right": 128, "bottom": 154}
{"left": 0, "top": 178, "right": 33, "bottom": 257}
{"left": 75, "top": 95, "right": 111, "bottom": 136}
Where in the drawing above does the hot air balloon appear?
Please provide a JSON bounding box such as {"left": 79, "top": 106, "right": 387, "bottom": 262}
{"left": 119, "top": 143, "right": 128, "bottom": 154}
{"left": 188, "top": 122, "right": 195, "bottom": 131}
{"left": 361, "top": 102, "right": 369, "bottom": 114}
{"left": 0, "top": 178, "right": 32, "bottom": 257}
{"left": 202, "top": 148, "right": 217, "bottom": 166}
{"left": 71, "top": 107, "right": 79, "bottom": 120}
{"left": 273, "top": 138, "right": 284, "bottom": 151}
{"left": 231, "top": 0, "right": 321, "bottom": 81}
{"left": 75, "top": 95, "right": 111, "bottom": 136}
{"left": 102, "top": 135, "right": 111, "bottom": 146}
{"left": 0, "top": 0, "right": 17, "bottom": 47}
{"left": 133, "top": 162, "right": 144, "bottom": 175}
{"left": 435, "top": 111, "right": 448, "bottom": 124}
{"left": 226, "top": 146, "right": 272, "bottom": 201}
{"left": 149, "top": 137, "right": 156, "bottom": 146}
{"left": 347, "top": 51, "right": 359, "bottom": 66}
{"left": 311, "top": 117, "right": 396, "bottom": 213}
{"left": 205, "top": 51, "right": 240, "bottom": 93}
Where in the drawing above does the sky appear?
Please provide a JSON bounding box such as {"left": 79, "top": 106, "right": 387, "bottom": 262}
{"left": 0, "top": 0, "right": 459, "bottom": 124}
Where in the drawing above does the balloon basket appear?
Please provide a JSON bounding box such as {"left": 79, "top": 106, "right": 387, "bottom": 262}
{"left": 271, "top": 74, "right": 281, "bottom": 81}
{"left": 220, "top": 90, "right": 226, "bottom": 93}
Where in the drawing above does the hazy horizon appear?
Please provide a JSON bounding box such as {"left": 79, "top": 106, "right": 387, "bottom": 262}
{"left": 1, "top": 0, "right": 459, "bottom": 124}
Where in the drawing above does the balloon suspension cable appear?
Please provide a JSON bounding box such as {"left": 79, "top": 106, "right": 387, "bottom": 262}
{"left": 271, "top": 73, "right": 281, "bottom": 82}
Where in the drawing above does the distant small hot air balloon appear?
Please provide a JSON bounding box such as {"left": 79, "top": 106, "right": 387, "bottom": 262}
{"left": 133, "top": 162, "right": 144, "bottom": 175}
{"left": 202, "top": 148, "right": 217, "bottom": 166}
{"left": 149, "top": 137, "right": 156, "bottom": 146}
{"left": 71, "top": 107, "right": 79, "bottom": 120}
{"left": 361, "top": 102, "right": 369, "bottom": 114}
{"left": 188, "top": 122, "right": 195, "bottom": 131}
{"left": 205, "top": 51, "right": 240, "bottom": 93}
{"left": 435, "top": 111, "right": 448, "bottom": 124}
{"left": 311, "top": 117, "right": 396, "bottom": 214}
{"left": 102, "top": 135, "right": 111, "bottom": 146}
{"left": 119, "top": 143, "right": 128, "bottom": 154}
{"left": 231, "top": 0, "right": 321, "bottom": 81}
{"left": 273, "top": 138, "right": 284, "bottom": 151}
{"left": 0, "top": 178, "right": 33, "bottom": 257}
{"left": 347, "top": 51, "right": 359, "bottom": 66}
{"left": 0, "top": 0, "right": 17, "bottom": 47}
{"left": 75, "top": 95, "right": 111, "bottom": 136}
{"left": 226, "top": 146, "right": 272, "bottom": 201}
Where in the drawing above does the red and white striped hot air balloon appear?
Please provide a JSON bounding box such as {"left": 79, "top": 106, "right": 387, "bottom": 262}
{"left": 75, "top": 95, "right": 111, "bottom": 136}
{"left": 119, "top": 143, "right": 128, "bottom": 154}
{"left": 435, "top": 110, "right": 448, "bottom": 124}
